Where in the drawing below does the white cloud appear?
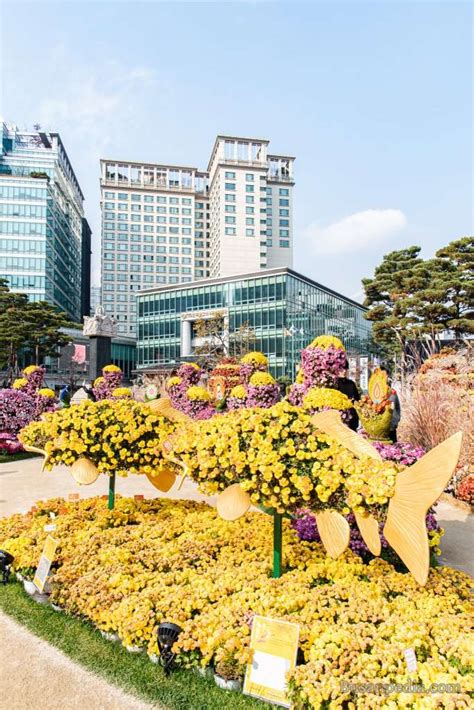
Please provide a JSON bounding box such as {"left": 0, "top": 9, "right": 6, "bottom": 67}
{"left": 303, "top": 209, "right": 407, "bottom": 256}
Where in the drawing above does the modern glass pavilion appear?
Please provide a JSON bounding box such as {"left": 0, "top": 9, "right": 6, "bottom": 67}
{"left": 136, "top": 267, "right": 373, "bottom": 379}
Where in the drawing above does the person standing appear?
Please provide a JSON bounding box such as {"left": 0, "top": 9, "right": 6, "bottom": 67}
{"left": 335, "top": 359, "right": 361, "bottom": 431}
{"left": 388, "top": 383, "right": 401, "bottom": 443}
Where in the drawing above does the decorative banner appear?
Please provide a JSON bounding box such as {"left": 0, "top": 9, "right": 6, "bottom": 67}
{"left": 71, "top": 344, "right": 86, "bottom": 364}
{"left": 359, "top": 356, "right": 369, "bottom": 392}
{"left": 208, "top": 375, "right": 226, "bottom": 401}
{"left": 33, "top": 535, "right": 58, "bottom": 593}
{"left": 368, "top": 367, "right": 390, "bottom": 404}
{"left": 243, "top": 615, "right": 300, "bottom": 707}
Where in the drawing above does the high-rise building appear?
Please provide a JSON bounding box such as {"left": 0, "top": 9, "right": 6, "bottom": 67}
{"left": 81, "top": 218, "right": 92, "bottom": 319}
{"left": 0, "top": 122, "right": 88, "bottom": 322}
{"left": 90, "top": 285, "right": 102, "bottom": 315}
{"left": 100, "top": 135, "right": 294, "bottom": 335}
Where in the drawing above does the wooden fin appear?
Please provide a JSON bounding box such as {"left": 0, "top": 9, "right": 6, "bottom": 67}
{"left": 311, "top": 410, "right": 382, "bottom": 461}
{"left": 70, "top": 457, "right": 99, "bottom": 485}
{"left": 216, "top": 484, "right": 251, "bottom": 521}
{"left": 146, "top": 469, "right": 177, "bottom": 493}
{"left": 22, "top": 444, "right": 50, "bottom": 472}
{"left": 316, "top": 509, "right": 350, "bottom": 558}
{"left": 383, "top": 431, "right": 463, "bottom": 586}
{"left": 146, "top": 397, "right": 191, "bottom": 422}
{"left": 354, "top": 512, "right": 381, "bottom": 556}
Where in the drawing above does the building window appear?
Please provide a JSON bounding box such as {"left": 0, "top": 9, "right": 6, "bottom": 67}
{"left": 279, "top": 209, "right": 289, "bottom": 216}
{"left": 225, "top": 205, "right": 236, "bottom": 213}
{"left": 225, "top": 216, "right": 236, "bottom": 224}
{"left": 245, "top": 185, "right": 254, "bottom": 193}
{"left": 280, "top": 240, "right": 290, "bottom": 248}
{"left": 280, "top": 229, "right": 289, "bottom": 237}
{"left": 225, "top": 227, "right": 236, "bottom": 235}
{"left": 279, "top": 198, "right": 289, "bottom": 206}
{"left": 280, "top": 219, "right": 289, "bottom": 227}
{"left": 246, "top": 207, "right": 254, "bottom": 214}
{"left": 246, "top": 217, "right": 254, "bottom": 225}
{"left": 245, "top": 173, "right": 254, "bottom": 181}
{"left": 225, "top": 182, "right": 236, "bottom": 190}
{"left": 279, "top": 188, "right": 289, "bottom": 196}
{"left": 246, "top": 228, "right": 254, "bottom": 236}
{"left": 225, "top": 172, "right": 236, "bottom": 179}
{"left": 245, "top": 196, "right": 254, "bottom": 204}
{"left": 225, "top": 193, "right": 236, "bottom": 202}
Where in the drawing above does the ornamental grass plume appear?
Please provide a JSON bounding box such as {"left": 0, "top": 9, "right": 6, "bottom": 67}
{"left": 399, "top": 382, "right": 473, "bottom": 471}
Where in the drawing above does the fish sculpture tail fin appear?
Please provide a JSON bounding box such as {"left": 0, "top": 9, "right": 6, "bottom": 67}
{"left": 383, "top": 431, "right": 463, "bottom": 585}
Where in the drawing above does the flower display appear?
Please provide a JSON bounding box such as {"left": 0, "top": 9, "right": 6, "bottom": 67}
{"left": 176, "top": 363, "right": 201, "bottom": 385}
{"left": 227, "top": 385, "right": 248, "bottom": 411}
{"left": 92, "top": 365, "right": 123, "bottom": 401}
{"left": 456, "top": 473, "right": 473, "bottom": 505}
{"left": 239, "top": 351, "right": 268, "bottom": 383}
{"left": 171, "top": 401, "right": 398, "bottom": 515}
{"left": 186, "top": 386, "right": 211, "bottom": 401}
{"left": 355, "top": 395, "right": 393, "bottom": 440}
{"left": 248, "top": 371, "right": 275, "bottom": 386}
{"left": 167, "top": 376, "right": 182, "bottom": 388}
{"left": 38, "top": 388, "right": 56, "bottom": 398}
{"left": 12, "top": 378, "right": 28, "bottom": 390}
{"left": 372, "top": 440, "right": 426, "bottom": 466}
{"left": 111, "top": 387, "right": 132, "bottom": 399}
{"left": 240, "top": 351, "right": 269, "bottom": 366}
{"left": 103, "top": 364, "right": 122, "bottom": 373}
{"left": 309, "top": 335, "right": 345, "bottom": 350}
{"left": 292, "top": 509, "right": 443, "bottom": 562}
{"left": 18, "top": 399, "right": 175, "bottom": 475}
{"left": 246, "top": 372, "right": 281, "bottom": 409}
{"left": 302, "top": 387, "right": 352, "bottom": 413}
{"left": 0, "top": 366, "right": 58, "bottom": 449}
{"left": 0, "top": 496, "right": 471, "bottom": 707}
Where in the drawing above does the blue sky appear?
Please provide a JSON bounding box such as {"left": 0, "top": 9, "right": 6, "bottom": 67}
{"left": 2, "top": 1, "right": 472, "bottom": 298}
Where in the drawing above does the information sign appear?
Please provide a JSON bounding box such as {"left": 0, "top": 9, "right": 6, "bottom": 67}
{"left": 33, "top": 535, "right": 58, "bottom": 593}
{"left": 243, "top": 616, "right": 299, "bottom": 707}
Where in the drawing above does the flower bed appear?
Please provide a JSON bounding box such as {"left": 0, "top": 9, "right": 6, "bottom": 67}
{"left": 0, "top": 496, "right": 472, "bottom": 707}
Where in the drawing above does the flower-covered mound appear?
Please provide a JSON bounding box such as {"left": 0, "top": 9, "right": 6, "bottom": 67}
{"left": 172, "top": 401, "right": 398, "bottom": 515}
{"left": 18, "top": 399, "right": 175, "bottom": 475}
{"left": 0, "top": 497, "right": 472, "bottom": 708}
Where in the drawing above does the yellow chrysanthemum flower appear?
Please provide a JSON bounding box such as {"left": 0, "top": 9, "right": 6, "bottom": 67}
{"left": 240, "top": 351, "right": 268, "bottom": 366}
{"left": 249, "top": 372, "right": 276, "bottom": 386}
{"left": 309, "top": 335, "right": 345, "bottom": 350}
{"left": 23, "top": 365, "right": 42, "bottom": 375}
{"left": 103, "top": 364, "right": 122, "bottom": 373}
{"left": 186, "top": 386, "right": 211, "bottom": 401}
{"left": 12, "top": 378, "right": 27, "bottom": 389}
{"left": 230, "top": 385, "right": 247, "bottom": 399}
{"left": 303, "top": 387, "right": 352, "bottom": 411}
{"left": 38, "top": 388, "right": 56, "bottom": 398}
{"left": 112, "top": 387, "right": 132, "bottom": 398}
{"left": 167, "top": 376, "right": 182, "bottom": 388}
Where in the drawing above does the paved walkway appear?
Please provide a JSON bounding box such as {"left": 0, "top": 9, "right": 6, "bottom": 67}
{"left": 0, "top": 613, "right": 156, "bottom": 709}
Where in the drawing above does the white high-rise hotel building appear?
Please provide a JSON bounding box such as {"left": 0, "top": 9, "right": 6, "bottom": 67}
{"left": 100, "top": 135, "right": 294, "bottom": 335}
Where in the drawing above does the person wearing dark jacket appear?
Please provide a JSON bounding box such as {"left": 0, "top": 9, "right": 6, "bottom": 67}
{"left": 335, "top": 360, "right": 361, "bottom": 431}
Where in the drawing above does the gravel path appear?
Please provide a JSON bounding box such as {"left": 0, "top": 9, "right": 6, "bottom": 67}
{"left": 0, "top": 613, "right": 158, "bottom": 709}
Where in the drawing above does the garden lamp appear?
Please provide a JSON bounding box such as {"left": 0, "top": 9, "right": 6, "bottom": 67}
{"left": 157, "top": 622, "right": 182, "bottom": 675}
{"left": 0, "top": 550, "right": 14, "bottom": 584}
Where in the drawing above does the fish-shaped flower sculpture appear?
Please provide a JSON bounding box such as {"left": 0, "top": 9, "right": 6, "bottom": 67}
{"left": 150, "top": 399, "right": 462, "bottom": 587}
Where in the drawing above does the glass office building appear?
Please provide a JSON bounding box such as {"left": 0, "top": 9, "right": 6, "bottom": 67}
{"left": 136, "top": 268, "right": 372, "bottom": 379}
{"left": 0, "top": 123, "right": 88, "bottom": 321}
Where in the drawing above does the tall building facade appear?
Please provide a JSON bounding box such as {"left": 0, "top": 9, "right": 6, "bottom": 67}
{"left": 100, "top": 135, "right": 294, "bottom": 336}
{"left": 0, "top": 123, "right": 88, "bottom": 322}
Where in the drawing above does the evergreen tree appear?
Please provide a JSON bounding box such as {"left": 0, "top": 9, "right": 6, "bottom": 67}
{"left": 432, "top": 236, "right": 474, "bottom": 338}
{"left": 0, "top": 278, "right": 73, "bottom": 376}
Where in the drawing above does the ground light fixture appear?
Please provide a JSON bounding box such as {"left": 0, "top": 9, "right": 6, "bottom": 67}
{"left": 157, "top": 622, "right": 182, "bottom": 675}
{"left": 0, "top": 550, "right": 14, "bottom": 584}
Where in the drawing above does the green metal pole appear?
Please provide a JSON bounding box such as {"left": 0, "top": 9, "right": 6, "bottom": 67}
{"left": 272, "top": 512, "right": 283, "bottom": 578}
{"left": 108, "top": 472, "right": 116, "bottom": 510}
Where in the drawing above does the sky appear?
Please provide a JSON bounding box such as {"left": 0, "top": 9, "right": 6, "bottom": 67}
{"left": 1, "top": 0, "right": 472, "bottom": 300}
